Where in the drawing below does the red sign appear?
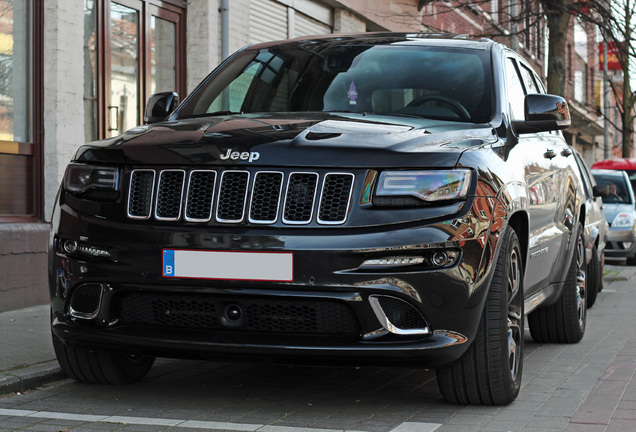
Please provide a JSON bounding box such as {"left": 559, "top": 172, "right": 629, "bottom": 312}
{"left": 574, "top": 0, "right": 590, "bottom": 15}
{"left": 599, "top": 42, "right": 623, "bottom": 71}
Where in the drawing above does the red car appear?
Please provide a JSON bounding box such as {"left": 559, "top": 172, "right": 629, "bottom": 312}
{"left": 591, "top": 158, "right": 636, "bottom": 193}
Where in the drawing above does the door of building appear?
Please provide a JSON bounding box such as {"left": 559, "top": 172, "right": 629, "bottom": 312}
{"left": 106, "top": 0, "right": 184, "bottom": 137}
{"left": 85, "top": 0, "right": 185, "bottom": 141}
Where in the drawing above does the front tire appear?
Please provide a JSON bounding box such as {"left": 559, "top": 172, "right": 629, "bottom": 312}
{"left": 52, "top": 331, "right": 155, "bottom": 384}
{"left": 528, "top": 223, "right": 586, "bottom": 343}
{"left": 436, "top": 226, "right": 523, "bottom": 405}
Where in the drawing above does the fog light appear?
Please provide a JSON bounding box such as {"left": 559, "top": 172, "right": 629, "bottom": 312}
{"left": 432, "top": 252, "right": 448, "bottom": 266}
{"left": 63, "top": 240, "right": 78, "bottom": 254}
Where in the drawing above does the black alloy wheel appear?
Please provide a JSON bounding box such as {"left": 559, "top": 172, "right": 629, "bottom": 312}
{"left": 436, "top": 226, "right": 523, "bottom": 405}
{"left": 528, "top": 223, "right": 586, "bottom": 343}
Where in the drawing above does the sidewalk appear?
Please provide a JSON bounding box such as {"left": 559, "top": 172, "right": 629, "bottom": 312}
{"left": 0, "top": 305, "right": 64, "bottom": 394}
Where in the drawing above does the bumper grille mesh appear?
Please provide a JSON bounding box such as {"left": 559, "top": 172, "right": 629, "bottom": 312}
{"left": 127, "top": 168, "right": 353, "bottom": 225}
{"left": 116, "top": 293, "right": 360, "bottom": 336}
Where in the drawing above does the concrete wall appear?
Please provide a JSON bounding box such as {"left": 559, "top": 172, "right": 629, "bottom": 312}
{"left": 0, "top": 224, "right": 49, "bottom": 313}
{"left": 43, "top": 0, "right": 85, "bottom": 221}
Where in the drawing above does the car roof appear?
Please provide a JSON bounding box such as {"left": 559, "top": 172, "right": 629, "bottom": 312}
{"left": 591, "top": 158, "right": 636, "bottom": 170}
{"left": 245, "top": 32, "right": 495, "bottom": 52}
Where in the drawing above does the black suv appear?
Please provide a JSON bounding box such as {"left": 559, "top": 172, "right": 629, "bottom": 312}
{"left": 50, "top": 33, "right": 586, "bottom": 405}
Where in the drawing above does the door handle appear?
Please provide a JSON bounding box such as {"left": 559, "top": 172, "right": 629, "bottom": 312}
{"left": 108, "top": 106, "right": 120, "bottom": 132}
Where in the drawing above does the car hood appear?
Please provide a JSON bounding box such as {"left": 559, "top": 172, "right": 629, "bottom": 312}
{"left": 74, "top": 112, "right": 497, "bottom": 168}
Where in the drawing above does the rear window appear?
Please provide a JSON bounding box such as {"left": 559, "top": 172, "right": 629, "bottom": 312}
{"left": 178, "top": 44, "right": 493, "bottom": 123}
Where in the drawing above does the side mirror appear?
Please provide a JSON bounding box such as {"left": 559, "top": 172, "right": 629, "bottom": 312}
{"left": 144, "top": 92, "right": 179, "bottom": 124}
{"left": 513, "top": 94, "right": 571, "bottom": 134}
{"left": 593, "top": 184, "right": 610, "bottom": 198}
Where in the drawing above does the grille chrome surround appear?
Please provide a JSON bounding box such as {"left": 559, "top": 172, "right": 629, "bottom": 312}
{"left": 127, "top": 170, "right": 156, "bottom": 219}
{"left": 282, "top": 172, "right": 319, "bottom": 225}
{"left": 216, "top": 170, "right": 250, "bottom": 223}
{"left": 155, "top": 170, "right": 186, "bottom": 221}
{"left": 318, "top": 173, "right": 355, "bottom": 225}
{"left": 127, "top": 169, "right": 354, "bottom": 225}
{"left": 185, "top": 170, "right": 216, "bottom": 222}
{"left": 248, "top": 171, "right": 284, "bottom": 224}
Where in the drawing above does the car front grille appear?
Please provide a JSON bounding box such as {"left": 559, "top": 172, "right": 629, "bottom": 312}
{"left": 127, "top": 169, "right": 354, "bottom": 225}
{"left": 115, "top": 293, "right": 361, "bottom": 336}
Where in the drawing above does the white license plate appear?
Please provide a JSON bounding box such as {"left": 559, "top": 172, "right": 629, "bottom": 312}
{"left": 162, "top": 249, "right": 294, "bottom": 281}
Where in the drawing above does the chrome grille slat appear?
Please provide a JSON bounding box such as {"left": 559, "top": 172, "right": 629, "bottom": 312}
{"left": 127, "top": 170, "right": 156, "bottom": 219}
{"left": 127, "top": 169, "right": 354, "bottom": 225}
{"left": 155, "top": 170, "right": 186, "bottom": 221}
{"left": 185, "top": 170, "right": 216, "bottom": 222}
{"left": 216, "top": 170, "right": 250, "bottom": 223}
{"left": 318, "top": 173, "right": 355, "bottom": 225}
{"left": 249, "top": 171, "right": 284, "bottom": 223}
{"left": 283, "top": 172, "right": 319, "bottom": 224}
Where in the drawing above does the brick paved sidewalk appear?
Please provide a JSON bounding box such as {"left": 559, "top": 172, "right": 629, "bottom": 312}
{"left": 566, "top": 264, "right": 636, "bottom": 431}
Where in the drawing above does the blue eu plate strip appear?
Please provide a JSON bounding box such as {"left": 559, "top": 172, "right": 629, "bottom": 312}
{"left": 163, "top": 249, "right": 175, "bottom": 277}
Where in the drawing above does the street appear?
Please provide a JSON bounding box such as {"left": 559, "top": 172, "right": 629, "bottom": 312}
{"left": 1, "top": 263, "right": 636, "bottom": 432}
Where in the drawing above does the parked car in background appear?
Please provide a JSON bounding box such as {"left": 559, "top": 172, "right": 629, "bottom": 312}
{"left": 49, "top": 33, "right": 586, "bottom": 406}
{"left": 592, "top": 158, "right": 636, "bottom": 195}
{"left": 573, "top": 150, "right": 608, "bottom": 307}
{"left": 591, "top": 169, "right": 636, "bottom": 265}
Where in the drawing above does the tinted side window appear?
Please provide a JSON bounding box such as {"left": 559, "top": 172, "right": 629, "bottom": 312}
{"left": 519, "top": 64, "right": 540, "bottom": 94}
{"left": 506, "top": 58, "right": 526, "bottom": 121}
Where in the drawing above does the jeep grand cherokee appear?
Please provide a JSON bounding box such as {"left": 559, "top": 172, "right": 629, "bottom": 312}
{"left": 50, "top": 33, "right": 586, "bottom": 405}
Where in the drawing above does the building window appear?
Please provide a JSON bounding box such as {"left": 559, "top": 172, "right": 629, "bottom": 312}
{"left": 574, "top": 21, "right": 588, "bottom": 104}
{"left": 0, "top": 0, "right": 42, "bottom": 220}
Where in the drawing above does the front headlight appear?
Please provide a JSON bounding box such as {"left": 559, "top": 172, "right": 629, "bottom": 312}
{"left": 63, "top": 163, "right": 119, "bottom": 199}
{"left": 612, "top": 212, "right": 635, "bottom": 228}
{"left": 374, "top": 169, "right": 471, "bottom": 206}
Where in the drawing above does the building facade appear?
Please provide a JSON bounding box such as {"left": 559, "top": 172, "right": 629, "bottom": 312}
{"left": 0, "top": 0, "right": 608, "bottom": 311}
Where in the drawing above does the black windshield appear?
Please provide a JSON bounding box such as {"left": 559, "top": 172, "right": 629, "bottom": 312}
{"left": 178, "top": 43, "right": 493, "bottom": 123}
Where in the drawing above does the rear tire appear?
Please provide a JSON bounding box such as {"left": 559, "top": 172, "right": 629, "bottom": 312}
{"left": 528, "top": 224, "right": 586, "bottom": 343}
{"left": 52, "top": 331, "right": 155, "bottom": 384}
{"left": 436, "top": 226, "right": 523, "bottom": 405}
{"left": 586, "top": 247, "right": 601, "bottom": 308}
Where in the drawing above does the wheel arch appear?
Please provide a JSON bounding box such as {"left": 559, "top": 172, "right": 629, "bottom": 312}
{"left": 506, "top": 211, "right": 529, "bottom": 272}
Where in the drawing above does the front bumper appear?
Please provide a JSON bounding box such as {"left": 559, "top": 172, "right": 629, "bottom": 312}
{"left": 49, "top": 197, "right": 499, "bottom": 367}
{"left": 605, "top": 226, "right": 636, "bottom": 258}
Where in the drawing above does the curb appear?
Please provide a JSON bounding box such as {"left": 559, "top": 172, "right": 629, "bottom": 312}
{"left": 0, "top": 361, "right": 66, "bottom": 395}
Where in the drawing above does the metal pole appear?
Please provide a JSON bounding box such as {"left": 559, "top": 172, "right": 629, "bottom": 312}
{"left": 221, "top": 0, "right": 230, "bottom": 60}
{"left": 221, "top": 0, "right": 230, "bottom": 111}
{"left": 603, "top": 40, "right": 611, "bottom": 159}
